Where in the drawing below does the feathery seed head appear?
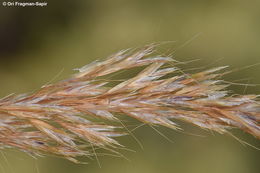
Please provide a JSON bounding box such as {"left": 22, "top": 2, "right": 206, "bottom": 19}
{"left": 0, "top": 45, "right": 259, "bottom": 162}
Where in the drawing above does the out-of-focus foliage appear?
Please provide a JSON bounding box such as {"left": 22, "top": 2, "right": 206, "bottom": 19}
{"left": 0, "top": 0, "right": 259, "bottom": 173}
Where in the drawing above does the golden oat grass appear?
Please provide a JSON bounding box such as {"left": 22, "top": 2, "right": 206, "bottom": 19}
{"left": 0, "top": 45, "right": 259, "bottom": 163}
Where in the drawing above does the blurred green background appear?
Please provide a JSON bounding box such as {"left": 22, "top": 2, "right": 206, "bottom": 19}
{"left": 0, "top": 0, "right": 260, "bottom": 173}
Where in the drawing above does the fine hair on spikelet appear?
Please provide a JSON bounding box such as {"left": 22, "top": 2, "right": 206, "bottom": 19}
{"left": 0, "top": 45, "right": 259, "bottom": 163}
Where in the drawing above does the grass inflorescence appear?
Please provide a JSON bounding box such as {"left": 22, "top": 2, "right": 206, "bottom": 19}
{"left": 0, "top": 45, "right": 259, "bottom": 163}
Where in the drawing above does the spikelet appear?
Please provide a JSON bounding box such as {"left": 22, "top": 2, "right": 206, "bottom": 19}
{"left": 0, "top": 45, "right": 259, "bottom": 163}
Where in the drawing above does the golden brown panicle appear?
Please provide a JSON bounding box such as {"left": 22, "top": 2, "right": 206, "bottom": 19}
{"left": 0, "top": 45, "right": 259, "bottom": 162}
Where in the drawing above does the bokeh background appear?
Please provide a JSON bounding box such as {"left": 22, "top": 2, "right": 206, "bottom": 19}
{"left": 0, "top": 0, "right": 260, "bottom": 173}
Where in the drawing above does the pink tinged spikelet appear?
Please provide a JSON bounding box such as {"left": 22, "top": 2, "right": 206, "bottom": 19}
{"left": 0, "top": 45, "right": 259, "bottom": 162}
